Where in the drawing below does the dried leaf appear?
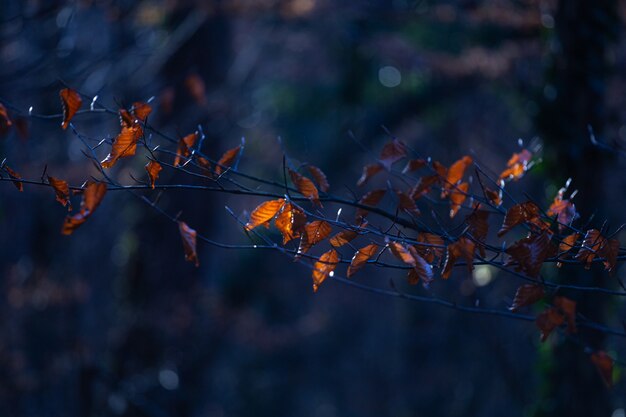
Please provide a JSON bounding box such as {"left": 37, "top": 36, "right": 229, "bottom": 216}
{"left": 245, "top": 199, "right": 285, "bottom": 231}
{"left": 0, "top": 103, "right": 12, "bottom": 130}
{"left": 497, "top": 201, "right": 542, "bottom": 237}
{"left": 312, "top": 249, "right": 339, "bottom": 292}
{"left": 484, "top": 187, "right": 503, "bottom": 207}
{"left": 179, "top": 221, "right": 199, "bottom": 267}
{"left": 289, "top": 169, "right": 321, "bottom": 207}
{"left": 536, "top": 307, "right": 565, "bottom": 342}
{"left": 409, "top": 175, "right": 439, "bottom": 200}
{"left": 330, "top": 229, "right": 358, "bottom": 248}
{"left": 575, "top": 229, "right": 605, "bottom": 269}
{"left": 101, "top": 125, "right": 143, "bottom": 168}
{"left": 500, "top": 149, "right": 532, "bottom": 181}
{"left": 449, "top": 182, "right": 469, "bottom": 218}
{"left": 4, "top": 165, "right": 23, "bottom": 191}
{"left": 174, "top": 131, "right": 199, "bottom": 167}
{"left": 389, "top": 242, "right": 416, "bottom": 267}
{"left": 379, "top": 139, "right": 407, "bottom": 170}
{"left": 132, "top": 102, "right": 152, "bottom": 122}
{"left": 275, "top": 202, "right": 307, "bottom": 244}
{"left": 185, "top": 73, "right": 207, "bottom": 106}
{"left": 355, "top": 189, "right": 386, "bottom": 221}
{"left": 402, "top": 158, "right": 427, "bottom": 173}
{"left": 48, "top": 175, "right": 71, "bottom": 210}
{"left": 591, "top": 351, "right": 613, "bottom": 388}
{"left": 554, "top": 296, "right": 576, "bottom": 334}
{"left": 60, "top": 88, "right": 82, "bottom": 130}
{"left": 441, "top": 237, "right": 475, "bottom": 279}
{"left": 509, "top": 284, "right": 545, "bottom": 311}
{"left": 600, "top": 238, "right": 620, "bottom": 274}
{"left": 356, "top": 163, "right": 384, "bottom": 186}
{"left": 215, "top": 145, "right": 241, "bottom": 175}
{"left": 557, "top": 233, "right": 579, "bottom": 267}
{"left": 407, "top": 246, "right": 434, "bottom": 286}
{"left": 413, "top": 233, "right": 445, "bottom": 265}
{"left": 547, "top": 189, "right": 577, "bottom": 231}
{"left": 347, "top": 244, "right": 379, "bottom": 277}
{"left": 396, "top": 190, "right": 421, "bottom": 216}
{"left": 61, "top": 182, "right": 107, "bottom": 235}
{"left": 145, "top": 160, "right": 162, "bottom": 189}
{"left": 505, "top": 231, "right": 552, "bottom": 278}
{"left": 307, "top": 165, "right": 330, "bottom": 192}
{"left": 442, "top": 156, "right": 472, "bottom": 197}
{"left": 297, "top": 221, "right": 332, "bottom": 255}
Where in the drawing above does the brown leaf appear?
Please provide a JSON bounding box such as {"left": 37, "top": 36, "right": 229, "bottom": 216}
{"left": 500, "top": 149, "right": 532, "bottom": 181}
{"left": 245, "top": 199, "right": 285, "bottom": 231}
{"left": 600, "top": 238, "right": 620, "bottom": 274}
{"left": 356, "top": 163, "right": 384, "bottom": 186}
{"left": 413, "top": 233, "right": 445, "bottom": 265}
{"left": 48, "top": 176, "right": 71, "bottom": 210}
{"left": 536, "top": 307, "right": 565, "bottom": 342}
{"left": 554, "top": 296, "right": 576, "bottom": 334}
{"left": 61, "top": 182, "right": 107, "bottom": 235}
{"left": 389, "top": 242, "right": 416, "bottom": 267}
{"left": 591, "top": 351, "right": 613, "bottom": 388}
{"left": 484, "top": 187, "right": 503, "bottom": 207}
{"left": 60, "top": 88, "right": 82, "bottom": 130}
{"left": 274, "top": 202, "right": 307, "bottom": 244}
{"left": 547, "top": 190, "right": 577, "bottom": 232}
{"left": 449, "top": 182, "right": 469, "bottom": 218}
{"left": 509, "top": 284, "right": 545, "bottom": 312}
{"left": 174, "top": 131, "right": 199, "bottom": 167}
{"left": 185, "top": 73, "right": 207, "bottom": 106}
{"left": 407, "top": 246, "right": 434, "bottom": 286}
{"left": 402, "top": 158, "right": 427, "bottom": 173}
{"left": 215, "top": 145, "right": 241, "bottom": 176}
{"left": 432, "top": 161, "right": 448, "bottom": 179}
{"left": 297, "top": 221, "right": 332, "bottom": 255}
{"left": 441, "top": 237, "right": 475, "bottom": 279}
{"left": 132, "top": 102, "right": 152, "bottom": 122}
{"left": 289, "top": 169, "right": 321, "bottom": 207}
{"left": 179, "top": 221, "right": 199, "bottom": 267}
{"left": 355, "top": 189, "right": 386, "bottom": 221}
{"left": 4, "top": 165, "right": 23, "bottom": 191}
{"left": 0, "top": 103, "right": 12, "bottom": 130}
{"left": 101, "top": 125, "right": 143, "bottom": 168}
{"left": 347, "top": 244, "right": 379, "bottom": 277}
{"left": 575, "top": 229, "right": 606, "bottom": 269}
{"left": 497, "top": 201, "right": 542, "bottom": 237}
{"left": 396, "top": 190, "right": 421, "bottom": 216}
{"left": 557, "top": 233, "right": 579, "bottom": 267}
{"left": 329, "top": 229, "right": 358, "bottom": 248}
{"left": 145, "top": 160, "right": 162, "bottom": 189}
{"left": 409, "top": 174, "right": 439, "bottom": 200}
{"left": 442, "top": 156, "right": 472, "bottom": 197}
{"left": 312, "top": 249, "right": 339, "bottom": 292}
{"left": 14, "top": 116, "right": 29, "bottom": 141}
{"left": 505, "top": 231, "right": 552, "bottom": 278}
{"left": 307, "top": 165, "right": 330, "bottom": 192}
{"left": 379, "top": 139, "right": 407, "bottom": 170}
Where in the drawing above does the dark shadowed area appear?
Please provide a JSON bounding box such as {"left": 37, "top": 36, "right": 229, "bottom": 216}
{"left": 1, "top": 1, "right": 626, "bottom": 416}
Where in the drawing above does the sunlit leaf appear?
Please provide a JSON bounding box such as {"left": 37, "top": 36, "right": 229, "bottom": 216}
{"left": 101, "top": 124, "right": 143, "bottom": 168}
{"left": 329, "top": 229, "right": 358, "bottom": 248}
{"left": 547, "top": 189, "right": 577, "bottom": 232}
{"left": 215, "top": 145, "right": 241, "bottom": 175}
{"left": 145, "top": 160, "right": 162, "bottom": 189}
{"left": 132, "top": 102, "right": 152, "bottom": 121}
{"left": 389, "top": 242, "right": 416, "bottom": 267}
{"left": 312, "top": 249, "right": 339, "bottom": 292}
{"left": 307, "top": 165, "right": 330, "bottom": 193}
{"left": 48, "top": 175, "right": 71, "bottom": 210}
{"left": 347, "top": 244, "right": 379, "bottom": 277}
{"left": 289, "top": 169, "right": 321, "bottom": 207}
{"left": 245, "top": 199, "right": 285, "bottom": 231}
{"left": 574, "top": 229, "right": 607, "bottom": 270}
{"left": 60, "top": 88, "right": 82, "bottom": 130}
{"left": 297, "top": 221, "right": 332, "bottom": 255}
{"left": 497, "top": 201, "right": 542, "bottom": 237}
{"left": 500, "top": 149, "right": 532, "bottom": 181}
{"left": 509, "top": 284, "right": 545, "bottom": 312}
{"left": 275, "top": 202, "right": 307, "bottom": 244}
{"left": 174, "top": 131, "right": 199, "bottom": 167}
{"left": 179, "top": 221, "right": 199, "bottom": 267}
{"left": 442, "top": 156, "right": 472, "bottom": 197}
{"left": 449, "top": 182, "right": 469, "bottom": 218}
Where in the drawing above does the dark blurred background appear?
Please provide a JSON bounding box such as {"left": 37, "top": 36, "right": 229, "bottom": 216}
{"left": 1, "top": 1, "right": 626, "bottom": 416}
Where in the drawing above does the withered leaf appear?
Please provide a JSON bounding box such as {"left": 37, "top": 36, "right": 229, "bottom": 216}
{"left": 245, "top": 199, "right": 285, "bottom": 231}
{"left": 145, "top": 160, "right": 162, "bottom": 189}
{"left": 132, "top": 102, "right": 152, "bottom": 122}
{"left": 389, "top": 242, "right": 416, "bottom": 267}
{"left": 591, "top": 351, "right": 613, "bottom": 388}
{"left": 484, "top": 186, "right": 503, "bottom": 207}
{"left": 179, "top": 221, "right": 199, "bottom": 267}
{"left": 442, "top": 156, "right": 472, "bottom": 197}
{"left": 449, "top": 182, "right": 469, "bottom": 218}
{"left": 355, "top": 189, "right": 386, "bottom": 221}
{"left": 289, "top": 169, "right": 321, "bottom": 207}
{"left": 497, "top": 201, "right": 542, "bottom": 237}
{"left": 379, "top": 139, "right": 407, "bottom": 170}
{"left": 402, "top": 158, "right": 427, "bottom": 173}
{"left": 347, "top": 244, "right": 379, "bottom": 277}
{"left": 312, "top": 249, "right": 339, "bottom": 292}
{"left": 536, "top": 307, "right": 565, "bottom": 342}
{"left": 509, "top": 284, "right": 545, "bottom": 312}
{"left": 48, "top": 175, "right": 71, "bottom": 210}
{"left": 274, "top": 202, "right": 306, "bottom": 244}
{"left": 307, "top": 165, "right": 330, "bottom": 193}
{"left": 575, "top": 229, "right": 606, "bottom": 269}
{"left": 600, "top": 238, "right": 620, "bottom": 275}
{"left": 174, "top": 131, "right": 199, "bottom": 167}
{"left": 441, "top": 237, "right": 475, "bottom": 279}
{"left": 297, "top": 221, "right": 332, "bottom": 255}
{"left": 409, "top": 174, "right": 439, "bottom": 200}
{"left": 396, "top": 190, "right": 421, "bottom": 216}
{"left": 407, "top": 246, "right": 434, "bottom": 286}
{"left": 185, "top": 73, "right": 207, "bottom": 106}
{"left": 500, "top": 149, "right": 532, "bottom": 181}
{"left": 414, "top": 233, "right": 445, "bottom": 265}
{"left": 215, "top": 145, "right": 241, "bottom": 176}
{"left": 505, "top": 231, "right": 552, "bottom": 278}
{"left": 329, "top": 229, "right": 359, "bottom": 248}
{"left": 101, "top": 124, "right": 143, "bottom": 168}
{"left": 0, "top": 102, "right": 12, "bottom": 129}
{"left": 60, "top": 88, "right": 82, "bottom": 130}
{"left": 554, "top": 296, "right": 576, "bottom": 334}
{"left": 547, "top": 191, "right": 577, "bottom": 232}
{"left": 4, "top": 165, "right": 23, "bottom": 191}
{"left": 356, "top": 163, "right": 384, "bottom": 187}
{"left": 61, "top": 182, "right": 107, "bottom": 235}
{"left": 557, "top": 233, "right": 579, "bottom": 267}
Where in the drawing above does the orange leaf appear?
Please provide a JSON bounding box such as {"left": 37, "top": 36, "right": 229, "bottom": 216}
{"left": 432, "top": 161, "right": 448, "bottom": 179}
{"left": 329, "top": 229, "right": 358, "bottom": 248}
{"left": 48, "top": 175, "right": 71, "bottom": 210}
{"left": 132, "top": 102, "right": 152, "bottom": 122}
{"left": 505, "top": 231, "right": 553, "bottom": 278}
{"left": 500, "top": 149, "right": 532, "bottom": 181}
{"left": 557, "top": 233, "right": 579, "bottom": 267}
{"left": 59, "top": 88, "right": 82, "bottom": 130}
{"left": 274, "top": 202, "right": 307, "bottom": 244}
{"left": 356, "top": 163, "right": 384, "bottom": 186}
{"left": 145, "top": 160, "right": 163, "bottom": 189}
{"left": 413, "top": 233, "right": 445, "bottom": 265}
{"left": 174, "top": 131, "right": 199, "bottom": 167}
{"left": 289, "top": 169, "right": 321, "bottom": 207}
{"left": 347, "top": 244, "right": 379, "bottom": 277}
{"left": 61, "top": 182, "right": 107, "bottom": 235}
{"left": 547, "top": 189, "right": 577, "bottom": 232}
{"left": 591, "top": 351, "right": 613, "bottom": 388}
{"left": 484, "top": 186, "right": 503, "bottom": 207}
{"left": 379, "top": 139, "right": 407, "bottom": 170}
{"left": 307, "top": 165, "right": 330, "bottom": 192}
{"left": 101, "top": 124, "right": 143, "bottom": 168}
{"left": 396, "top": 190, "right": 421, "bottom": 216}
{"left": 312, "top": 249, "right": 339, "bottom": 292}
{"left": 407, "top": 246, "right": 434, "bottom": 286}
{"left": 402, "top": 158, "right": 426, "bottom": 173}
{"left": 509, "top": 284, "right": 544, "bottom": 312}
{"left": 497, "top": 201, "right": 542, "bottom": 237}
{"left": 355, "top": 189, "right": 386, "bottom": 221}
{"left": 441, "top": 237, "right": 475, "bottom": 279}
{"left": 245, "top": 199, "right": 285, "bottom": 231}
{"left": 575, "top": 229, "right": 606, "bottom": 269}
{"left": 185, "top": 73, "right": 207, "bottom": 106}
{"left": 297, "top": 221, "right": 332, "bottom": 255}
{"left": 442, "top": 156, "right": 472, "bottom": 197}
{"left": 179, "top": 221, "right": 199, "bottom": 267}
{"left": 554, "top": 296, "right": 576, "bottom": 334}
{"left": 3, "top": 165, "right": 23, "bottom": 192}
{"left": 215, "top": 145, "right": 242, "bottom": 176}
{"left": 409, "top": 174, "right": 439, "bottom": 200}
{"left": 536, "top": 307, "right": 565, "bottom": 342}
{"left": 449, "top": 182, "right": 469, "bottom": 218}
{"left": 389, "top": 242, "right": 416, "bottom": 267}
{"left": 0, "top": 103, "right": 12, "bottom": 129}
